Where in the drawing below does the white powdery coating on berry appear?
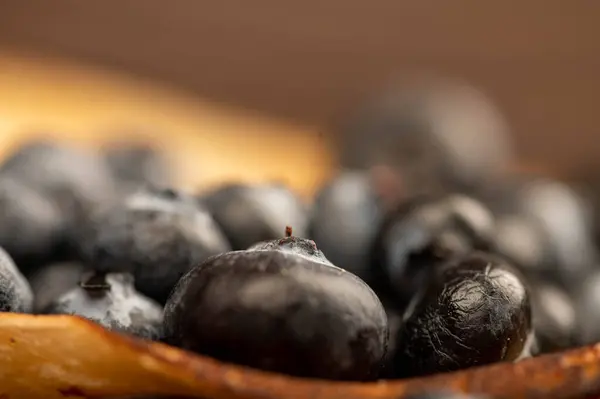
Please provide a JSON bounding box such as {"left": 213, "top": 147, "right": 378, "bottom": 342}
{"left": 51, "top": 273, "right": 162, "bottom": 332}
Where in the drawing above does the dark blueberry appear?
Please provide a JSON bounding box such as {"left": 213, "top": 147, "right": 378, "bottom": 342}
{"left": 492, "top": 213, "right": 550, "bottom": 278}
{"left": 530, "top": 282, "right": 577, "bottom": 353}
{"left": 163, "top": 230, "right": 388, "bottom": 381}
{"left": 338, "top": 78, "right": 513, "bottom": 193}
{"left": 309, "top": 171, "right": 384, "bottom": 280}
{"left": 80, "top": 187, "right": 230, "bottom": 304}
{"left": 0, "top": 176, "right": 64, "bottom": 271}
{"left": 0, "top": 247, "right": 33, "bottom": 313}
{"left": 44, "top": 272, "right": 163, "bottom": 340}
{"left": 1, "top": 140, "right": 118, "bottom": 217}
{"left": 484, "top": 176, "right": 597, "bottom": 286}
{"left": 394, "top": 251, "right": 532, "bottom": 378}
{"left": 516, "top": 178, "right": 597, "bottom": 280}
{"left": 445, "top": 195, "right": 496, "bottom": 247}
{"left": 103, "top": 142, "right": 173, "bottom": 196}
{"left": 574, "top": 270, "right": 600, "bottom": 345}
{"left": 571, "top": 171, "right": 600, "bottom": 250}
{"left": 27, "top": 262, "right": 84, "bottom": 313}
{"left": 372, "top": 194, "right": 495, "bottom": 307}
{"left": 201, "top": 182, "right": 308, "bottom": 250}
{"left": 0, "top": 140, "right": 118, "bottom": 253}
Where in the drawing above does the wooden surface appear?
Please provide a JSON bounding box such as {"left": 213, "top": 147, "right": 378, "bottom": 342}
{"left": 3, "top": 312, "right": 600, "bottom": 399}
{"left": 0, "top": 1, "right": 599, "bottom": 175}
{"left": 0, "top": 50, "right": 334, "bottom": 198}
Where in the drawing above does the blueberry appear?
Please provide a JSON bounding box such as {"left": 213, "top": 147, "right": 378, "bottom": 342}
{"left": 372, "top": 194, "right": 495, "bottom": 307}
{"left": 516, "top": 178, "right": 597, "bottom": 280}
{"left": 571, "top": 171, "right": 600, "bottom": 250}
{"left": 309, "top": 171, "right": 384, "bottom": 280}
{"left": 492, "top": 213, "right": 550, "bottom": 278}
{"left": 445, "top": 194, "right": 496, "bottom": 247}
{"left": 103, "top": 142, "right": 173, "bottom": 196}
{"left": 338, "top": 78, "right": 513, "bottom": 193}
{"left": 530, "top": 281, "right": 577, "bottom": 353}
{"left": 80, "top": 186, "right": 230, "bottom": 304}
{"left": 0, "top": 176, "right": 64, "bottom": 271}
{"left": 483, "top": 176, "right": 597, "bottom": 286}
{"left": 0, "top": 247, "right": 33, "bottom": 313}
{"left": 0, "top": 140, "right": 118, "bottom": 254}
{"left": 163, "top": 228, "right": 388, "bottom": 381}
{"left": 574, "top": 270, "right": 600, "bottom": 345}
{"left": 394, "top": 251, "right": 532, "bottom": 377}
{"left": 1, "top": 140, "right": 118, "bottom": 217}
{"left": 27, "top": 262, "right": 84, "bottom": 313}
{"left": 44, "top": 272, "right": 163, "bottom": 340}
{"left": 201, "top": 182, "right": 308, "bottom": 250}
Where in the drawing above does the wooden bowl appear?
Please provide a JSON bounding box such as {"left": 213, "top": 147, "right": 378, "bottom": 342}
{"left": 2, "top": 313, "right": 600, "bottom": 399}
{"left": 0, "top": 51, "right": 598, "bottom": 399}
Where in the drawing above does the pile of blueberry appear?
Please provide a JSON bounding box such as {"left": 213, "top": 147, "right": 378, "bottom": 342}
{"left": 1, "top": 85, "right": 599, "bottom": 399}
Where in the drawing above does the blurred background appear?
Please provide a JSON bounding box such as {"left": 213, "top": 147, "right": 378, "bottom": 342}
{"left": 0, "top": 1, "right": 599, "bottom": 193}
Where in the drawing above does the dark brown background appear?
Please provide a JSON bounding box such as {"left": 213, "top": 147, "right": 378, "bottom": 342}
{"left": 0, "top": 1, "right": 599, "bottom": 174}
